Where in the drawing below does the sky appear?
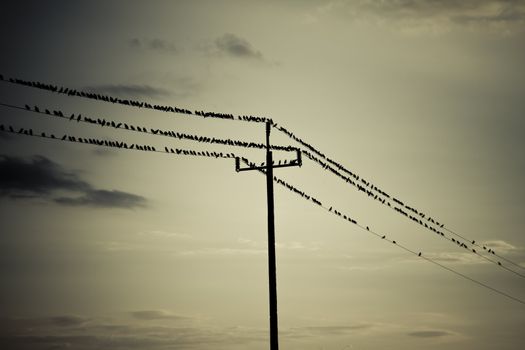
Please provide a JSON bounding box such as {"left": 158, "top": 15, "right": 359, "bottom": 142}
{"left": 0, "top": 0, "right": 524, "bottom": 349}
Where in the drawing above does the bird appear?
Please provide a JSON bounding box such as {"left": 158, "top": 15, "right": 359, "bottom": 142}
{"left": 25, "top": 104, "right": 30, "bottom": 110}
{"left": 392, "top": 241, "right": 396, "bottom": 244}
{"left": 498, "top": 261, "right": 501, "bottom": 266}
{"left": 381, "top": 235, "right": 385, "bottom": 239}
{"left": 366, "top": 226, "right": 369, "bottom": 231}
{"left": 69, "top": 113, "right": 75, "bottom": 121}
{"left": 418, "top": 252, "right": 421, "bottom": 257}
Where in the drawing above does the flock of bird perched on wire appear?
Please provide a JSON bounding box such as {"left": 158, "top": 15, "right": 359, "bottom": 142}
{"left": 1, "top": 73, "right": 524, "bottom": 280}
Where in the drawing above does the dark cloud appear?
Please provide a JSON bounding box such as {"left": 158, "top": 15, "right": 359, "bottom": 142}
{"left": 407, "top": 330, "right": 452, "bottom": 338}
{"left": 129, "top": 38, "right": 179, "bottom": 53}
{"left": 55, "top": 190, "right": 146, "bottom": 209}
{"left": 0, "top": 155, "right": 89, "bottom": 198}
{"left": 0, "top": 155, "right": 147, "bottom": 209}
{"left": 49, "top": 316, "right": 89, "bottom": 327}
{"left": 0, "top": 315, "right": 266, "bottom": 350}
{"left": 215, "top": 33, "right": 264, "bottom": 60}
{"left": 85, "top": 84, "right": 171, "bottom": 99}
{"left": 130, "top": 310, "right": 186, "bottom": 321}
{"left": 0, "top": 132, "right": 12, "bottom": 140}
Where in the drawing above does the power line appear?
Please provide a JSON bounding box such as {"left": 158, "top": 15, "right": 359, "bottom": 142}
{"left": 0, "top": 101, "right": 297, "bottom": 152}
{"left": 274, "top": 125, "right": 525, "bottom": 273}
{"left": 0, "top": 122, "right": 237, "bottom": 159}
{"left": 0, "top": 74, "right": 269, "bottom": 124}
{"left": 2, "top": 125, "right": 524, "bottom": 306}
{"left": 301, "top": 149, "right": 525, "bottom": 278}
{"left": 239, "top": 158, "right": 525, "bottom": 306}
{"left": 2, "top": 99, "right": 522, "bottom": 276}
{"left": 2, "top": 73, "right": 520, "bottom": 271}
{"left": 444, "top": 226, "right": 525, "bottom": 272}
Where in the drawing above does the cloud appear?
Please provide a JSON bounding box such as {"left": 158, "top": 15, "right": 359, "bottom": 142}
{"left": 0, "top": 315, "right": 266, "bottom": 350}
{"left": 85, "top": 84, "right": 171, "bottom": 99}
{"left": 92, "top": 148, "right": 115, "bottom": 157}
{"left": 0, "top": 131, "right": 12, "bottom": 140}
{"left": 129, "top": 38, "right": 179, "bottom": 53}
{"left": 49, "top": 316, "right": 89, "bottom": 327}
{"left": 0, "top": 154, "right": 90, "bottom": 198}
{"left": 130, "top": 310, "right": 186, "bottom": 321}
{"left": 214, "top": 33, "right": 264, "bottom": 60}
{"left": 407, "top": 330, "right": 453, "bottom": 338}
{"left": 0, "top": 155, "right": 147, "bottom": 209}
{"left": 423, "top": 252, "right": 489, "bottom": 265}
{"left": 177, "top": 247, "right": 266, "bottom": 257}
{"left": 54, "top": 190, "right": 146, "bottom": 209}
{"left": 304, "top": 0, "right": 525, "bottom": 34}
{"left": 481, "top": 240, "right": 519, "bottom": 253}
{"left": 289, "top": 324, "right": 375, "bottom": 337}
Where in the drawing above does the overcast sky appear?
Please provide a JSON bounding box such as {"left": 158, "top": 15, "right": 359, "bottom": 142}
{"left": 1, "top": 1, "right": 524, "bottom": 349}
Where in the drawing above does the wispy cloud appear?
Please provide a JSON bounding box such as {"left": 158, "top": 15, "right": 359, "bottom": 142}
{"left": 0, "top": 315, "right": 266, "bottom": 350}
{"left": 303, "top": 0, "right": 525, "bottom": 34}
{"left": 49, "top": 316, "right": 89, "bottom": 327}
{"left": 481, "top": 240, "right": 519, "bottom": 253}
{"left": 407, "top": 329, "right": 454, "bottom": 338}
{"left": 130, "top": 310, "right": 187, "bottom": 321}
{"left": 214, "top": 33, "right": 264, "bottom": 60}
{"left": 0, "top": 155, "right": 147, "bottom": 209}
{"left": 54, "top": 189, "right": 146, "bottom": 209}
{"left": 129, "top": 37, "right": 179, "bottom": 54}
{"left": 288, "top": 323, "right": 375, "bottom": 337}
{"left": 177, "top": 247, "right": 266, "bottom": 257}
{"left": 421, "top": 252, "right": 489, "bottom": 265}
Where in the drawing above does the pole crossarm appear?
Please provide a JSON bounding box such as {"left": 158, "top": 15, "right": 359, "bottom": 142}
{"left": 235, "top": 149, "right": 302, "bottom": 172}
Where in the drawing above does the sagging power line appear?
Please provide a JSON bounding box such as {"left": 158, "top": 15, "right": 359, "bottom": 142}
{"left": 2, "top": 72, "right": 522, "bottom": 272}
{"left": 2, "top": 75, "right": 525, "bottom": 350}
{"left": 0, "top": 101, "right": 297, "bottom": 152}
{"left": 273, "top": 124, "right": 525, "bottom": 273}
{"left": 3, "top": 121, "right": 523, "bottom": 343}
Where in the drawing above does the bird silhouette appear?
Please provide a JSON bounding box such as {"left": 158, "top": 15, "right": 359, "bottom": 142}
{"left": 418, "top": 252, "right": 421, "bottom": 256}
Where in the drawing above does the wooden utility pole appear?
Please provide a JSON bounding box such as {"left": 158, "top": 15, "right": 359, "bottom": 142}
{"left": 236, "top": 121, "right": 301, "bottom": 350}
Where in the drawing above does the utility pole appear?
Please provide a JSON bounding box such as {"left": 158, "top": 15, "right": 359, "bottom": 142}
{"left": 236, "top": 121, "right": 301, "bottom": 350}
